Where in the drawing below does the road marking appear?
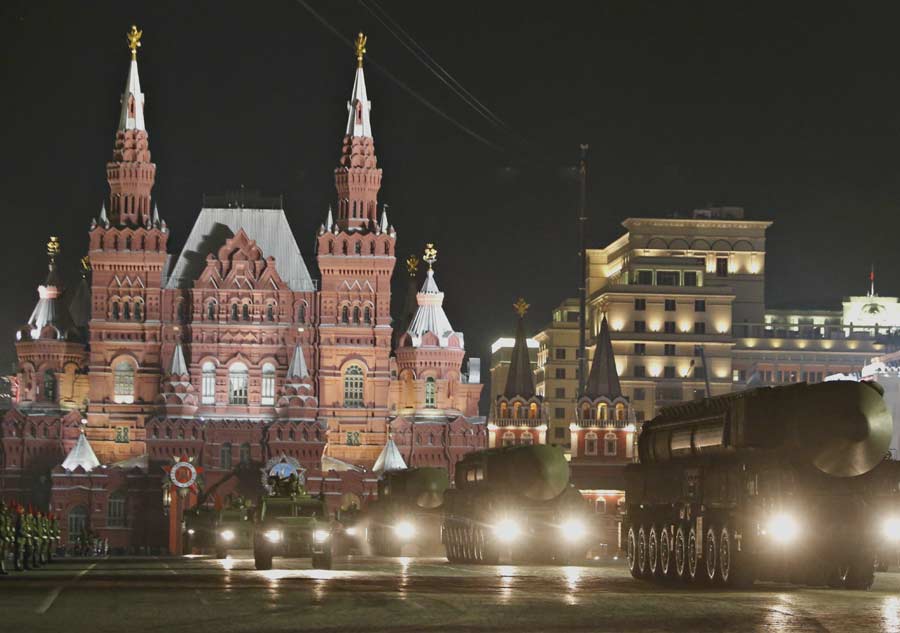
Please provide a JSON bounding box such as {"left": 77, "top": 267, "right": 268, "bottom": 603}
{"left": 36, "top": 562, "right": 96, "bottom": 615}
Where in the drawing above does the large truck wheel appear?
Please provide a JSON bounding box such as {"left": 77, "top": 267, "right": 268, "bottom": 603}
{"left": 658, "top": 526, "right": 672, "bottom": 579}
{"left": 687, "top": 526, "right": 700, "bottom": 583}
{"left": 254, "top": 547, "right": 273, "bottom": 570}
{"left": 647, "top": 525, "right": 660, "bottom": 578}
{"left": 637, "top": 525, "right": 648, "bottom": 577}
{"left": 705, "top": 525, "right": 719, "bottom": 584}
{"left": 626, "top": 525, "right": 639, "bottom": 578}
{"left": 674, "top": 525, "right": 687, "bottom": 581}
{"left": 719, "top": 525, "right": 754, "bottom": 588}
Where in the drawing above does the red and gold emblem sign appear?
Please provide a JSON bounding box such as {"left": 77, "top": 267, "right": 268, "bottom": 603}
{"left": 162, "top": 455, "right": 203, "bottom": 493}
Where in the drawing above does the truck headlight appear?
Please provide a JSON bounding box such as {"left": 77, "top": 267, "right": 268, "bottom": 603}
{"left": 264, "top": 529, "right": 283, "bottom": 544}
{"left": 345, "top": 527, "right": 357, "bottom": 537}
{"left": 764, "top": 513, "right": 799, "bottom": 544}
{"left": 493, "top": 518, "right": 521, "bottom": 543}
{"left": 560, "top": 518, "right": 587, "bottom": 542}
{"left": 313, "top": 529, "right": 330, "bottom": 543}
{"left": 882, "top": 517, "right": 900, "bottom": 542}
{"left": 187, "top": 529, "right": 196, "bottom": 536}
{"left": 220, "top": 529, "right": 235, "bottom": 542}
{"left": 393, "top": 521, "right": 416, "bottom": 540}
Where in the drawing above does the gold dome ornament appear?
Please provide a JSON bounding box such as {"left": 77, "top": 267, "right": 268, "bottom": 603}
{"left": 127, "top": 25, "right": 142, "bottom": 60}
{"left": 423, "top": 243, "right": 437, "bottom": 270}
{"left": 46, "top": 236, "right": 61, "bottom": 259}
{"left": 513, "top": 298, "right": 530, "bottom": 318}
{"left": 355, "top": 32, "right": 367, "bottom": 67}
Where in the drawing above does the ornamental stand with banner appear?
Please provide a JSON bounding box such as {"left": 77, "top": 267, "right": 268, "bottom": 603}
{"left": 162, "top": 456, "right": 203, "bottom": 556}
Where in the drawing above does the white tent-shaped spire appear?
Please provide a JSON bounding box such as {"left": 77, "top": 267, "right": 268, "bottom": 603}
{"left": 61, "top": 431, "right": 101, "bottom": 473}
{"left": 169, "top": 342, "right": 188, "bottom": 376}
{"left": 286, "top": 343, "right": 309, "bottom": 380}
{"left": 406, "top": 269, "right": 462, "bottom": 348}
{"left": 118, "top": 54, "right": 146, "bottom": 132}
{"left": 373, "top": 437, "right": 407, "bottom": 475}
{"left": 99, "top": 202, "right": 109, "bottom": 225}
{"left": 379, "top": 206, "right": 389, "bottom": 233}
{"left": 152, "top": 203, "right": 160, "bottom": 226}
{"left": 325, "top": 206, "right": 334, "bottom": 231}
{"left": 345, "top": 64, "right": 373, "bottom": 138}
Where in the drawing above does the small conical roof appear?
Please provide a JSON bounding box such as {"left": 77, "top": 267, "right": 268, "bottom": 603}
{"left": 345, "top": 64, "right": 373, "bottom": 138}
{"left": 584, "top": 317, "right": 622, "bottom": 399}
{"left": 503, "top": 315, "right": 535, "bottom": 399}
{"left": 68, "top": 275, "right": 91, "bottom": 329}
{"left": 61, "top": 431, "right": 100, "bottom": 472}
{"left": 406, "top": 270, "right": 458, "bottom": 347}
{"left": 373, "top": 438, "right": 407, "bottom": 475}
{"left": 286, "top": 343, "right": 309, "bottom": 380}
{"left": 170, "top": 342, "right": 188, "bottom": 376}
{"left": 119, "top": 56, "right": 146, "bottom": 132}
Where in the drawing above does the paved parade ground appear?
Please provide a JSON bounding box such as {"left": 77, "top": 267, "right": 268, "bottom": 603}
{"left": 3, "top": 554, "right": 900, "bottom": 632}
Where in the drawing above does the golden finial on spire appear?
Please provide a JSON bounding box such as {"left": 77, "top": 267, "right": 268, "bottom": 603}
{"left": 423, "top": 243, "right": 437, "bottom": 270}
{"left": 127, "top": 25, "right": 142, "bottom": 60}
{"left": 513, "top": 297, "right": 530, "bottom": 318}
{"left": 46, "top": 236, "right": 61, "bottom": 259}
{"left": 80, "top": 255, "right": 91, "bottom": 273}
{"left": 405, "top": 254, "right": 419, "bottom": 277}
{"left": 355, "top": 32, "right": 367, "bottom": 68}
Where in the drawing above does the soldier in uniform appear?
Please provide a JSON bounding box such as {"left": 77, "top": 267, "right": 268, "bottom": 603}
{"left": 0, "top": 501, "right": 11, "bottom": 575}
{"left": 13, "top": 503, "right": 28, "bottom": 571}
{"left": 47, "top": 513, "right": 60, "bottom": 563}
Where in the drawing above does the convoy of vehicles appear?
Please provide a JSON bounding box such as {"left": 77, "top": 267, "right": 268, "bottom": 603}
{"left": 624, "top": 380, "right": 900, "bottom": 589}
{"left": 442, "top": 444, "right": 592, "bottom": 564}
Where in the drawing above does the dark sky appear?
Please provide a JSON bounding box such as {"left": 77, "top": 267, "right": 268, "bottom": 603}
{"left": 1, "top": 1, "right": 898, "bottom": 384}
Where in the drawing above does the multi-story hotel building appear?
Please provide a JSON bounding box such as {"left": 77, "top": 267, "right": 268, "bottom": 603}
{"left": 509, "top": 207, "right": 896, "bottom": 449}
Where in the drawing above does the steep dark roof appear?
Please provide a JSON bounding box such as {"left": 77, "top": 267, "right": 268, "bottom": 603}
{"left": 585, "top": 317, "right": 622, "bottom": 399}
{"left": 503, "top": 316, "right": 535, "bottom": 399}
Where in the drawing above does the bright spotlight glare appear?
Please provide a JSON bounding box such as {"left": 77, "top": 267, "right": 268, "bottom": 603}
{"left": 493, "top": 518, "right": 521, "bottom": 543}
{"left": 264, "top": 529, "right": 283, "bottom": 543}
{"left": 766, "top": 513, "right": 799, "bottom": 543}
{"left": 220, "top": 529, "right": 235, "bottom": 542}
{"left": 187, "top": 529, "right": 196, "bottom": 536}
{"left": 393, "top": 521, "right": 416, "bottom": 540}
{"left": 883, "top": 517, "right": 900, "bottom": 542}
{"left": 345, "top": 527, "right": 357, "bottom": 537}
{"left": 560, "top": 518, "right": 587, "bottom": 542}
{"left": 313, "top": 529, "right": 330, "bottom": 543}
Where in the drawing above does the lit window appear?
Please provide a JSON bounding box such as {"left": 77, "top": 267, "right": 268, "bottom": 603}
{"left": 242, "top": 304, "right": 250, "bottom": 321}
{"left": 425, "top": 377, "right": 436, "bottom": 408}
{"left": 228, "top": 363, "right": 249, "bottom": 405}
{"left": 520, "top": 431, "right": 533, "bottom": 446}
{"left": 201, "top": 362, "right": 216, "bottom": 404}
{"left": 113, "top": 361, "right": 134, "bottom": 404}
{"left": 585, "top": 431, "right": 598, "bottom": 456}
{"left": 502, "top": 431, "right": 516, "bottom": 447}
{"left": 343, "top": 365, "right": 364, "bottom": 407}
{"left": 207, "top": 301, "right": 217, "bottom": 320}
{"left": 114, "top": 426, "right": 130, "bottom": 443}
{"left": 604, "top": 432, "right": 618, "bottom": 456}
{"left": 43, "top": 369, "right": 56, "bottom": 402}
{"left": 364, "top": 306, "right": 372, "bottom": 324}
{"left": 266, "top": 304, "right": 275, "bottom": 322}
{"left": 595, "top": 498, "right": 607, "bottom": 514}
{"left": 133, "top": 300, "right": 143, "bottom": 321}
{"left": 231, "top": 304, "right": 239, "bottom": 321}
{"left": 111, "top": 301, "right": 120, "bottom": 320}
{"left": 298, "top": 303, "right": 306, "bottom": 323}
{"left": 353, "top": 306, "right": 361, "bottom": 324}
{"left": 261, "top": 363, "right": 276, "bottom": 405}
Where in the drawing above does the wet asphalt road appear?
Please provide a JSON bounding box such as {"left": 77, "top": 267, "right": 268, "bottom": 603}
{"left": 3, "top": 554, "right": 900, "bottom": 632}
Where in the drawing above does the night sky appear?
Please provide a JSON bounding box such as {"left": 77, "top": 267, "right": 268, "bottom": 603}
{"left": 1, "top": 1, "right": 897, "bottom": 387}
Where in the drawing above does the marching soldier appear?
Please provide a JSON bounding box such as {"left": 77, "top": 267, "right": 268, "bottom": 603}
{"left": 0, "top": 501, "right": 11, "bottom": 575}
{"left": 13, "top": 503, "right": 28, "bottom": 571}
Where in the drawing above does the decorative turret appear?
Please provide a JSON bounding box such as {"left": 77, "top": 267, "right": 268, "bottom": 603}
{"left": 334, "top": 32, "right": 383, "bottom": 231}
{"left": 107, "top": 25, "right": 156, "bottom": 226}
{"left": 372, "top": 437, "right": 407, "bottom": 475}
{"left": 158, "top": 339, "right": 197, "bottom": 412}
{"left": 403, "top": 244, "right": 463, "bottom": 349}
{"left": 277, "top": 341, "right": 318, "bottom": 416}
{"left": 60, "top": 430, "right": 101, "bottom": 473}
{"left": 488, "top": 298, "right": 547, "bottom": 447}
{"left": 21, "top": 237, "right": 64, "bottom": 341}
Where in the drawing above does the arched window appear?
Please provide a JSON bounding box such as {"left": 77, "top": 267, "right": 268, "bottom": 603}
{"left": 302, "top": 429, "right": 309, "bottom": 442}
{"left": 111, "top": 301, "right": 120, "bottom": 320}
{"left": 242, "top": 304, "right": 251, "bottom": 321}
{"left": 585, "top": 431, "right": 598, "bottom": 456}
{"left": 594, "top": 498, "right": 607, "bottom": 515}
{"left": 201, "top": 362, "right": 216, "bottom": 404}
{"left": 266, "top": 304, "right": 275, "bottom": 322}
{"left": 341, "top": 306, "right": 349, "bottom": 323}
{"left": 604, "top": 432, "right": 618, "bottom": 456}
{"left": 113, "top": 361, "right": 135, "bottom": 404}
{"left": 352, "top": 306, "right": 361, "bottom": 324}
{"left": 354, "top": 241, "right": 361, "bottom": 254}
{"left": 175, "top": 301, "right": 185, "bottom": 324}
{"left": 502, "top": 431, "right": 516, "bottom": 447}
{"left": 343, "top": 365, "right": 364, "bottom": 408}
{"left": 133, "top": 300, "right": 142, "bottom": 321}
{"left": 123, "top": 302, "right": 131, "bottom": 320}
{"left": 289, "top": 429, "right": 295, "bottom": 441}
{"left": 239, "top": 443, "right": 251, "bottom": 466}
{"left": 107, "top": 490, "right": 127, "bottom": 528}
{"left": 207, "top": 300, "right": 217, "bottom": 321}
{"left": 228, "top": 363, "right": 248, "bottom": 405}
{"left": 513, "top": 402, "right": 521, "bottom": 419}
{"left": 615, "top": 403, "right": 626, "bottom": 422}
{"left": 581, "top": 404, "right": 590, "bottom": 420}
{"left": 425, "top": 377, "right": 436, "bottom": 408}
{"left": 597, "top": 403, "right": 608, "bottom": 422}
{"left": 43, "top": 369, "right": 56, "bottom": 402}
{"left": 125, "top": 235, "right": 132, "bottom": 250}
{"left": 220, "top": 442, "right": 232, "bottom": 469}
{"left": 67, "top": 506, "right": 88, "bottom": 544}
{"left": 364, "top": 306, "right": 372, "bottom": 325}
{"left": 529, "top": 403, "right": 538, "bottom": 419}
{"left": 231, "top": 303, "right": 239, "bottom": 321}
{"left": 500, "top": 402, "right": 508, "bottom": 418}
{"left": 384, "top": 242, "right": 390, "bottom": 255}
{"left": 298, "top": 303, "right": 306, "bottom": 324}
{"left": 261, "top": 363, "right": 276, "bottom": 405}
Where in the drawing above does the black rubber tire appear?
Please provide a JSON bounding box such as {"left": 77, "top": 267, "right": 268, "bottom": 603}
{"left": 637, "top": 524, "right": 648, "bottom": 578}
{"left": 659, "top": 526, "right": 672, "bottom": 579}
{"left": 705, "top": 525, "right": 718, "bottom": 584}
{"left": 254, "top": 547, "right": 273, "bottom": 570}
{"left": 687, "top": 526, "right": 700, "bottom": 583}
{"left": 719, "top": 525, "right": 755, "bottom": 588}
{"left": 626, "top": 525, "right": 640, "bottom": 578}
{"left": 674, "top": 525, "right": 687, "bottom": 581}
{"left": 215, "top": 547, "right": 227, "bottom": 560}
{"left": 647, "top": 525, "right": 660, "bottom": 578}
{"left": 312, "top": 550, "right": 332, "bottom": 570}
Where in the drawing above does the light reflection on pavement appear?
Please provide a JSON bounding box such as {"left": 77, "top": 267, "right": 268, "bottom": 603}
{"left": 4, "top": 554, "right": 900, "bottom": 632}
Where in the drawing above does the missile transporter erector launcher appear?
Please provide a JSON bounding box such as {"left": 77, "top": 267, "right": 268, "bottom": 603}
{"left": 442, "top": 444, "right": 592, "bottom": 564}
{"left": 625, "top": 380, "right": 900, "bottom": 589}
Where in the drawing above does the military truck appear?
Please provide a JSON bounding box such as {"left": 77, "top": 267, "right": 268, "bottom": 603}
{"left": 252, "top": 472, "right": 333, "bottom": 570}
{"left": 365, "top": 467, "right": 449, "bottom": 556}
{"left": 624, "top": 380, "right": 900, "bottom": 589}
{"left": 442, "top": 444, "right": 592, "bottom": 564}
{"left": 214, "top": 497, "right": 252, "bottom": 559}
